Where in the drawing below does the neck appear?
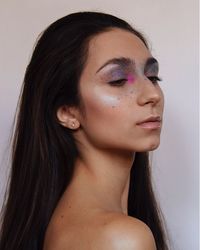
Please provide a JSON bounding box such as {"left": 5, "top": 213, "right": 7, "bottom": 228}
{"left": 71, "top": 148, "right": 135, "bottom": 215}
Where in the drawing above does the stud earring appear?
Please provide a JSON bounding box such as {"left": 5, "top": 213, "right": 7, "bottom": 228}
{"left": 71, "top": 121, "right": 78, "bottom": 129}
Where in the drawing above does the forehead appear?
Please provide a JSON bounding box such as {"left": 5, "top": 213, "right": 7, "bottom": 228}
{"left": 86, "top": 28, "right": 151, "bottom": 70}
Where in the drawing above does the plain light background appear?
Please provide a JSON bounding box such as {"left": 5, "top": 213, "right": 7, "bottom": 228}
{"left": 0, "top": 0, "right": 199, "bottom": 249}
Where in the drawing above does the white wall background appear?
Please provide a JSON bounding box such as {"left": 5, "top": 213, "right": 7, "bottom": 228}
{"left": 0, "top": 0, "right": 199, "bottom": 249}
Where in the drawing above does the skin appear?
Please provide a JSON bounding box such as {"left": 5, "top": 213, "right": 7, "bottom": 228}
{"left": 44, "top": 28, "right": 164, "bottom": 250}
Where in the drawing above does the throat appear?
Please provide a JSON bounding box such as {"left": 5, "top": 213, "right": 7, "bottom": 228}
{"left": 121, "top": 173, "right": 130, "bottom": 215}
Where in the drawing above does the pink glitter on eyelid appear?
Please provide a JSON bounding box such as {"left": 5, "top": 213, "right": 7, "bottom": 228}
{"left": 127, "top": 74, "right": 135, "bottom": 84}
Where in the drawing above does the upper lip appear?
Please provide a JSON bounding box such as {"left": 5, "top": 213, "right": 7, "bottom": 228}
{"left": 137, "top": 115, "right": 162, "bottom": 124}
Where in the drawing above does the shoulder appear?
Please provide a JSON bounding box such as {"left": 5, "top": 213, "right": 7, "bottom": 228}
{"left": 43, "top": 212, "right": 157, "bottom": 250}
{"left": 97, "top": 212, "right": 157, "bottom": 250}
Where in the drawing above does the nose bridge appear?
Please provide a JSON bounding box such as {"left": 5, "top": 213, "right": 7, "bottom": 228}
{"left": 137, "top": 78, "right": 161, "bottom": 106}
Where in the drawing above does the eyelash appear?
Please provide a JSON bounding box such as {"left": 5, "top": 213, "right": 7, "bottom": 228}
{"left": 108, "top": 79, "right": 127, "bottom": 86}
{"left": 147, "top": 76, "right": 162, "bottom": 84}
{"left": 108, "top": 76, "right": 162, "bottom": 86}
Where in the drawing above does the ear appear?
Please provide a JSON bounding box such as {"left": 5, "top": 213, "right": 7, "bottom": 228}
{"left": 56, "top": 105, "right": 80, "bottom": 130}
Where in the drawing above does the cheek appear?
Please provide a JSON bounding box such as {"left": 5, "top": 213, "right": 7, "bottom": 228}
{"left": 80, "top": 82, "right": 139, "bottom": 131}
{"left": 83, "top": 89, "right": 121, "bottom": 119}
{"left": 80, "top": 85, "right": 135, "bottom": 135}
{"left": 96, "top": 93, "right": 121, "bottom": 108}
{"left": 80, "top": 89, "right": 136, "bottom": 148}
{"left": 82, "top": 85, "right": 137, "bottom": 119}
{"left": 79, "top": 90, "right": 123, "bottom": 147}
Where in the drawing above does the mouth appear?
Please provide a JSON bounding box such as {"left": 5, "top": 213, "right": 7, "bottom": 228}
{"left": 136, "top": 115, "right": 162, "bottom": 129}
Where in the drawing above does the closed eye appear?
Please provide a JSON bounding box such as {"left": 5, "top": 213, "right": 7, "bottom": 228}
{"left": 147, "top": 76, "right": 162, "bottom": 84}
{"left": 108, "top": 79, "right": 127, "bottom": 86}
{"left": 108, "top": 76, "right": 162, "bottom": 86}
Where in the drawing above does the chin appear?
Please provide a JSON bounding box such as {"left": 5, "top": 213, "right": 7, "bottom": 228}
{"left": 133, "top": 138, "right": 160, "bottom": 152}
{"left": 147, "top": 143, "right": 160, "bottom": 151}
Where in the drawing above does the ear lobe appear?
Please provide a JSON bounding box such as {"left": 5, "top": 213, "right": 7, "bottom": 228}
{"left": 56, "top": 105, "right": 80, "bottom": 130}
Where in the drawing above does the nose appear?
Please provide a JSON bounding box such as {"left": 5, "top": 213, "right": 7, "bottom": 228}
{"left": 136, "top": 78, "right": 162, "bottom": 106}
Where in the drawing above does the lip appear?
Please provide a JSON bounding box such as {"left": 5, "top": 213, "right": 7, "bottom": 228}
{"left": 136, "top": 116, "right": 162, "bottom": 129}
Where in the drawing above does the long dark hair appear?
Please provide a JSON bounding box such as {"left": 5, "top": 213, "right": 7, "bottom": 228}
{"left": 0, "top": 11, "right": 169, "bottom": 250}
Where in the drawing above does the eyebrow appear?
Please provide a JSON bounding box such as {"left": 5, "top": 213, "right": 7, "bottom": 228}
{"left": 96, "top": 56, "right": 159, "bottom": 74}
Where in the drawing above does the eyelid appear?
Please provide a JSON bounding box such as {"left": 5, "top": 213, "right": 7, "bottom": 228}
{"left": 147, "top": 76, "right": 162, "bottom": 83}
{"left": 108, "top": 78, "right": 127, "bottom": 86}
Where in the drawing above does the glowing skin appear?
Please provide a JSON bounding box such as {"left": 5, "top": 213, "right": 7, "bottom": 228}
{"left": 94, "top": 91, "right": 120, "bottom": 107}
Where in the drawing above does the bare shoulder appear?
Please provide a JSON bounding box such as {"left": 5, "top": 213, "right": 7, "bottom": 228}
{"left": 43, "top": 211, "right": 157, "bottom": 250}
{"left": 97, "top": 212, "right": 157, "bottom": 250}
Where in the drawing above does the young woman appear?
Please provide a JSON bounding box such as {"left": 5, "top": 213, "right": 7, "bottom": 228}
{"left": 0, "top": 11, "right": 169, "bottom": 250}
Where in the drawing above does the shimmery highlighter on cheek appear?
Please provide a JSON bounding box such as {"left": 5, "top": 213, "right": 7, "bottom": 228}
{"left": 127, "top": 74, "right": 135, "bottom": 84}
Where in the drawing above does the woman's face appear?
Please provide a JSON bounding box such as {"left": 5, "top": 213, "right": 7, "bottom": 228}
{"left": 77, "top": 28, "right": 164, "bottom": 152}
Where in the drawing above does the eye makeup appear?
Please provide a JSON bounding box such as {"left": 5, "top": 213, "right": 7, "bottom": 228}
{"left": 144, "top": 57, "right": 159, "bottom": 76}
{"left": 97, "top": 56, "right": 161, "bottom": 86}
{"left": 96, "top": 57, "right": 135, "bottom": 74}
{"left": 99, "top": 58, "right": 137, "bottom": 86}
{"left": 143, "top": 58, "right": 162, "bottom": 84}
{"left": 127, "top": 74, "right": 135, "bottom": 84}
{"left": 102, "top": 67, "right": 136, "bottom": 86}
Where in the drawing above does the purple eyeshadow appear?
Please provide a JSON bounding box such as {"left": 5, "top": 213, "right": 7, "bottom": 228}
{"left": 105, "top": 67, "right": 136, "bottom": 84}
{"left": 144, "top": 60, "right": 159, "bottom": 75}
{"left": 109, "top": 69, "right": 126, "bottom": 79}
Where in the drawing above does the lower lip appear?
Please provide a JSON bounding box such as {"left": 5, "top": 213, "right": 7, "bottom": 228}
{"left": 137, "top": 121, "right": 161, "bottom": 129}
